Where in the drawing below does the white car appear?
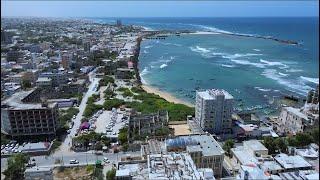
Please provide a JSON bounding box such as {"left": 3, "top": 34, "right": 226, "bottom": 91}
{"left": 69, "top": 160, "right": 79, "bottom": 164}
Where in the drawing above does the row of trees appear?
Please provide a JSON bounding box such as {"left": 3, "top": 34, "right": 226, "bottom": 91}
{"left": 223, "top": 128, "right": 319, "bottom": 157}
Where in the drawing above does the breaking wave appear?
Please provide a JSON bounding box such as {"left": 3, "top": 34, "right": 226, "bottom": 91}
{"left": 300, "top": 76, "right": 319, "bottom": 84}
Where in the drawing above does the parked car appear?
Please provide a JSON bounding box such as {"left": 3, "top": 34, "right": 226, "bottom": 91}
{"left": 69, "top": 160, "right": 79, "bottom": 164}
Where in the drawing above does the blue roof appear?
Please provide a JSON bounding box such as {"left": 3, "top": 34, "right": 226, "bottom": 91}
{"left": 166, "top": 136, "right": 198, "bottom": 148}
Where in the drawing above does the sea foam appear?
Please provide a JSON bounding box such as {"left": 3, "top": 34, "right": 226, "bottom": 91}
{"left": 262, "top": 69, "right": 312, "bottom": 95}
{"left": 300, "top": 76, "right": 319, "bottom": 84}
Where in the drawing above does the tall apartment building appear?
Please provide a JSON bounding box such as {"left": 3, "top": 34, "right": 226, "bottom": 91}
{"left": 195, "top": 89, "right": 234, "bottom": 134}
{"left": 1, "top": 89, "right": 59, "bottom": 137}
{"left": 61, "top": 51, "right": 72, "bottom": 69}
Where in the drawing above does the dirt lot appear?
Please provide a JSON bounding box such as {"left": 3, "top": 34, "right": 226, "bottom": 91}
{"left": 169, "top": 124, "right": 191, "bottom": 136}
{"left": 53, "top": 166, "right": 93, "bottom": 180}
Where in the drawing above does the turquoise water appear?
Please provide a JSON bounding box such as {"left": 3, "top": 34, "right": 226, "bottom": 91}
{"left": 93, "top": 17, "right": 319, "bottom": 111}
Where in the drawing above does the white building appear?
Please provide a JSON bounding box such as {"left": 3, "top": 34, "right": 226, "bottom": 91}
{"left": 274, "top": 154, "right": 313, "bottom": 171}
{"left": 195, "top": 89, "right": 234, "bottom": 134}
{"left": 277, "top": 107, "right": 310, "bottom": 135}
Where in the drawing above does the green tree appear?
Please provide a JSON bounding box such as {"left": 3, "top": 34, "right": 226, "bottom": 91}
{"left": 118, "top": 127, "right": 128, "bottom": 144}
{"left": 106, "top": 168, "right": 116, "bottom": 180}
{"left": 310, "top": 128, "right": 319, "bottom": 145}
{"left": 3, "top": 153, "right": 29, "bottom": 180}
{"left": 263, "top": 137, "right": 276, "bottom": 154}
{"left": 223, "top": 139, "right": 235, "bottom": 157}
{"left": 274, "top": 138, "right": 288, "bottom": 153}
{"left": 21, "top": 79, "right": 31, "bottom": 89}
{"left": 295, "top": 133, "right": 313, "bottom": 147}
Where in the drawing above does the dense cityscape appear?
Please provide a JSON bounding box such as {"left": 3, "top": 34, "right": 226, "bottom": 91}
{"left": 1, "top": 15, "right": 319, "bottom": 180}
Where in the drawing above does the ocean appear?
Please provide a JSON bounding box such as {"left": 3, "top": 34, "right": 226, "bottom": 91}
{"left": 91, "top": 17, "right": 319, "bottom": 113}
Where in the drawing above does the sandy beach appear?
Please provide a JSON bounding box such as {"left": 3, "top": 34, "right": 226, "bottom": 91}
{"left": 141, "top": 84, "right": 194, "bottom": 108}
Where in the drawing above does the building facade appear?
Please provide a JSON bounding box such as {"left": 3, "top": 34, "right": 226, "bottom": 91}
{"left": 128, "top": 110, "right": 169, "bottom": 140}
{"left": 166, "top": 134, "right": 224, "bottom": 178}
{"left": 277, "top": 107, "right": 311, "bottom": 135}
{"left": 1, "top": 89, "right": 59, "bottom": 137}
{"left": 195, "top": 89, "right": 234, "bottom": 134}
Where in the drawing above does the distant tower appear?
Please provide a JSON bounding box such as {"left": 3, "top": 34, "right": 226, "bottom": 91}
{"left": 61, "top": 51, "right": 72, "bottom": 69}
{"left": 116, "top": 19, "right": 122, "bottom": 27}
{"left": 31, "top": 53, "right": 36, "bottom": 69}
{"left": 83, "top": 40, "right": 91, "bottom": 52}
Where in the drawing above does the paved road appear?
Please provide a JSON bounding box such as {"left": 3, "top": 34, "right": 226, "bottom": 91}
{"left": 1, "top": 151, "right": 141, "bottom": 173}
{"left": 54, "top": 69, "right": 101, "bottom": 156}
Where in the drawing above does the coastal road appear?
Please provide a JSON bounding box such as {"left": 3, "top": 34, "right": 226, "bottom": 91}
{"left": 54, "top": 69, "right": 101, "bottom": 156}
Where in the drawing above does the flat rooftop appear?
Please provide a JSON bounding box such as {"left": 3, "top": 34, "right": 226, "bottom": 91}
{"left": 2, "top": 89, "right": 56, "bottom": 109}
{"left": 166, "top": 134, "right": 224, "bottom": 157}
{"left": 243, "top": 140, "right": 268, "bottom": 152}
{"left": 117, "top": 162, "right": 148, "bottom": 179}
{"left": 283, "top": 107, "right": 308, "bottom": 120}
{"left": 197, "top": 89, "right": 233, "bottom": 100}
{"left": 148, "top": 153, "right": 204, "bottom": 180}
{"left": 274, "top": 154, "right": 313, "bottom": 169}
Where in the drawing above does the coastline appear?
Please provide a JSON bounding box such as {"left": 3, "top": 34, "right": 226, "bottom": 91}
{"left": 136, "top": 32, "right": 194, "bottom": 108}
{"left": 141, "top": 84, "right": 194, "bottom": 108}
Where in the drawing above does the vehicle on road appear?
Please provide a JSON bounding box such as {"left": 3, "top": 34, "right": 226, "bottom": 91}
{"left": 69, "top": 160, "right": 79, "bottom": 164}
{"left": 95, "top": 151, "right": 103, "bottom": 155}
{"left": 26, "top": 162, "right": 36, "bottom": 167}
{"left": 103, "top": 157, "right": 110, "bottom": 163}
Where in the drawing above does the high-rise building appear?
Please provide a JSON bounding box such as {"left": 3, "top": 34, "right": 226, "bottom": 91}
{"left": 116, "top": 19, "right": 122, "bottom": 27}
{"left": 61, "top": 51, "right": 72, "bottom": 69}
{"left": 195, "top": 89, "right": 234, "bottom": 134}
{"left": 1, "top": 89, "right": 59, "bottom": 137}
{"left": 83, "top": 40, "right": 91, "bottom": 52}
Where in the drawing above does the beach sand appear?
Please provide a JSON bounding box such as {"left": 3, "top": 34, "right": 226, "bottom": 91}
{"left": 141, "top": 84, "right": 194, "bottom": 107}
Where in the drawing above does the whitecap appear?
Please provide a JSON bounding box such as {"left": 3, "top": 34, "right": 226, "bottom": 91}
{"left": 262, "top": 69, "right": 312, "bottom": 95}
{"left": 160, "top": 64, "right": 168, "bottom": 69}
{"left": 143, "top": 50, "right": 148, "bottom": 54}
{"left": 253, "top": 49, "right": 261, "bottom": 52}
{"left": 140, "top": 67, "right": 149, "bottom": 76}
{"left": 285, "top": 69, "right": 303, "bottom": 73}
{"left": 231, "top": 59, "right": 266, "bottom": 68}
{"left": 144, "top": 45, "right": 153, "bottom": 49}
{"left": 222, "top": 53, "right": 263, "bottom": 59}
{"left": 278, "top": 72, "right": 289, "bottom": 76}
{"left": 190, "top": 46, "right": 211, "bottom": 53}
{"left": 221, "top": 64, "right": 235, "bottom": 68}
{"left": 300, "top": 76, "right": 319, "bottom": 84}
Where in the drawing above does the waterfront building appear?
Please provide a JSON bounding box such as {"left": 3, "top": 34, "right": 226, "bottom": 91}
{"left": 1, "top": 89, "right": 59, "bottom": 137}
{"left": 195, "top": 89, "right": 234, "bottom": 134}
{"left": 277, "top": 107, "right": 313, "bottom": 135}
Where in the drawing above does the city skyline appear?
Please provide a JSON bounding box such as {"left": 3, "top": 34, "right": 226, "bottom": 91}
{"left": 1, "top": 1, "right": 319, "bottom": 18}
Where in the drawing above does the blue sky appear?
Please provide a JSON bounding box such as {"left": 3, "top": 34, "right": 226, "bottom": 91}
{"left": 1, "top": 1, "right": 319, "bottom": 17}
